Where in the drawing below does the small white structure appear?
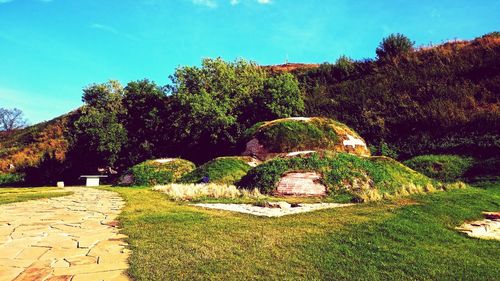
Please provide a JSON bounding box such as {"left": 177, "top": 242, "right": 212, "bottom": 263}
{"left": 79, "top": 175, "right": 108, "bottom": 187}
{"left": 343, "top": 134, "right": 367, "bottom": 148}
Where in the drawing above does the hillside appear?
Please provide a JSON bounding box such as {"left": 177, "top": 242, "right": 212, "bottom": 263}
{"left": 297, "top": 33, "right": 500, "bottom": 159}
{"left": 1, "top": 32, "right": 499, "bottom": 186}
{"left": 263, "top": 63, "right": 320, "bottom": 73}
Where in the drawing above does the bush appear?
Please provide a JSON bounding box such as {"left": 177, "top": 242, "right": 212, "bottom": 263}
{"left": 0, "top": 173, "right": 24, "bottom": 186}
{"left": 369, "top": 141, "right": 398, "bottom": 159}
{"left": 404, "top": 155, "right": 474, "bottom": 182}
{"left": 179, "top": 156, "right": 254, "bottom": 185}
{"left": 129, "top": 159, "right": 195, "bottom": 186}
{"left": 376, "top": 33, "right": 414, "bottom": 59}
{"left": 463, "top": 157, "right": 500, "bottom": 181}
{"left": 238, "top": 153, "right": 436, "bottom": 202}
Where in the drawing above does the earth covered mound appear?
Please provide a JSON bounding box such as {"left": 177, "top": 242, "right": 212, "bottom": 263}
{"left": 179, "top": 156, "right": 259, "bottom": 185}
{"left": 238, "top": 152, "right": 464, "bottom": 202}
{"left": 124, "top": 158, "right": 195, "bottom": 186}
{"left": 404, "top": 154, "right": 474, "bottom": 182}
{"left": 242, "top": 117, "right": 370, "bottom": 160}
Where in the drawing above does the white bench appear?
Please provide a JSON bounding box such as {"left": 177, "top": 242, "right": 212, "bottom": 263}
{"left": 79, "top": 175, "right": 108, "bottom": 187}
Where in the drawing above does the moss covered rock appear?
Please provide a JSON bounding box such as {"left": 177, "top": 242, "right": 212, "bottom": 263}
{"left": 238, "top": 152, "right": 440, "bottom": 202}
{"left": 179, "top": 156, "right": 258, "bottom": 185}
{"left": 242, "top": 117, "right": 370, "bottom": 160}
{"left": 404, "top": 155, "right": 474, "bottom": 182}
{"left": 127, "top": 158, "right": 195, "bottom": 186}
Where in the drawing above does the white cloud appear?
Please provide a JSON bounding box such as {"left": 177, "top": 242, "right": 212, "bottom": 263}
{"left": 230, "top": 0, "right": 272, "bottom": 6}
{"left": 90, "top": 23, "right": 139, "bottom": 41}
{"left": 90, "top": 23, "right": 118, "bottom": 34}
{"left": 192, "top": 0, "right": 217, "bottom": 8}
{"left": 191, "top": 0, "right": 271, "bottom": 8}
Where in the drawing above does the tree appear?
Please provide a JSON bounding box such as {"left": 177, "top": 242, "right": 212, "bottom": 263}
{"left": 168, "top": 58, "right": 306, "bottom": 162}
{"left": 257, "top": 73, "right": 304, "bottom": 119}
{"left": 376, "top": 33, "right": 414, "bottom": 59}
{"left": 121, "top": 79, "right": 168, "bottom": 165}
{"left": 168, "top": 58, "right": 267, "bottom": 160}
{"left": 335, "top": 55, "right": 355, "bottom": 74}
{"left": 73, "top": 81, "right": 127, "bottom": 169}
{"left": 0, "top": 107, "right": 27, "bottom": 132}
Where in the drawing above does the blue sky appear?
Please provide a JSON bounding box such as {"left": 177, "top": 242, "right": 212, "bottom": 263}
{"left": 0, "top": 0, "right": 499, "bottom": 124}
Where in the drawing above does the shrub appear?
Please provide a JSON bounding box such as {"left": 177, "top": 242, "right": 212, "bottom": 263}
{"left": 376, "top": 33, "right": 414, "bottom": 59}
{"left": 464, "top": 157, "right": 500, "bottom": 181}
{"left": 179, "top": 156, "right": 254, "bottom": 185}
{"left": 369, "top": 141, "right": 399, "bottom": 159}
{"left": 404, "top": 155, "right": 474, "bottom": 182}
{"left": 238, "top": 153, "right": 436, "bottom": 202}
{"left": 153, "top": 183, "right": 263, "bottom": 201}
{"left": 0, "top": 173, "right": 24, "bottom": 186}
{"left": 129, "top": 159, "right": 195, "bottom": 186}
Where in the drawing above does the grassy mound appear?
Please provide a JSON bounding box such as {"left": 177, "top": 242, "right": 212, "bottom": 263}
{"left": 404, "top": 155, "right": 474, "bottom": 182}
{"left": 129, "top": 159, "right": 195, "bottom": 186}
{"left": 243, "top": 117, "right": 370, "bottom": 159}
{"left": 0, "top": 173, "right": 24, "bottom": 186}
{"left": 238, "top": 153, "right": 462, "bottom": 202}
{"left": 179, "top": 156, "right": 254, "bottom": 185}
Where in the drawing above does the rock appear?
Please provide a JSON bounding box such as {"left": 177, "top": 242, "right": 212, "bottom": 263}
{"left": 277, "top": 202, "right": 291, "bottom": 209}
{"left": 276, "top": 172, "right": 327, "bottom": 196}
{"left": 456, "top": 212, "right": 500, "bottom": 241}
{"left": 118, "top": 174, "right": 134, "bottom": 186}
{"left": 483, "top": 212, "right": 500, "bottom": 220}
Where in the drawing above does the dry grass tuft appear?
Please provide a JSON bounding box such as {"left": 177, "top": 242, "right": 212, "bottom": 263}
{"left": 153, "top": 183, "right": 263, "bottom": 201}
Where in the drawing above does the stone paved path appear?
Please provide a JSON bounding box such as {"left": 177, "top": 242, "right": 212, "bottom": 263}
{"left": 0, "top": 187, "right": 129, "bottom": 281}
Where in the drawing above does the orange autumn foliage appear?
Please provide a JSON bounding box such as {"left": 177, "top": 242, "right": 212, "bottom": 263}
{"left": 0, "top": 117, "right": 69, "bottom": 173}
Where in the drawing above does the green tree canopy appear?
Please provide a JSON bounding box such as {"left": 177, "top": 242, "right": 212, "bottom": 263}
{"left": 122, "top": 79, "right": 167, "bottom": 165}
{"left": 259, "top": 72, "right": 304, "bottom": 119}
{"left": 167, "top": 58, "right": 305, "bottom": 162}
{"left": 73, "top": 81, "right": 127, "bottom": 168}
{"left": 376, "top": 33, "right": 415, "bottom": 59}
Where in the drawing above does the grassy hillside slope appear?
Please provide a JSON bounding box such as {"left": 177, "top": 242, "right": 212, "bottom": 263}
{"left": 297, "top": 34, "right": 500, "bottom": 158}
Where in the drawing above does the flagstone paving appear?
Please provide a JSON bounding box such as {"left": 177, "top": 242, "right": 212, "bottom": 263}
{"left": 0, "top": 187, "right": 129, "bottom": 281}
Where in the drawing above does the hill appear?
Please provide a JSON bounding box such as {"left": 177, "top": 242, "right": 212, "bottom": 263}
{"left": 263, "top": 63, "right": 320, "bottom": 73}
{"left": 1, "top": 32, "right": 498, "bottom": 186}
{"left": 0, "top": 113, "right": 73, "bottom": 185}
{"left": 297, "top": 33, "right": 500, "bottom": 159}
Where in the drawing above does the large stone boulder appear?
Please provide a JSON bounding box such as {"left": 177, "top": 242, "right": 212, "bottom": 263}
{"left": 276, "top": 172, "right": 327, "bottom": 196}
{"left": 242, "top": 117, "right": 370, "bottom": 160}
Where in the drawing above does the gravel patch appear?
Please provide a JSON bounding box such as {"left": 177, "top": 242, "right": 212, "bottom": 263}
{"left": 192, "top": 202, "right": 354, "bottom": 217}
{"left": 456, "top": 212, "right": 500, "bottom": 241}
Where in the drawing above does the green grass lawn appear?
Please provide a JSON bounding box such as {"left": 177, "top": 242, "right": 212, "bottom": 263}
{"left": 0, "top": 187, "right": 73, "bottom": 205}
{"left": 104, "top": 183, "right": 500, "bottom": 281}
